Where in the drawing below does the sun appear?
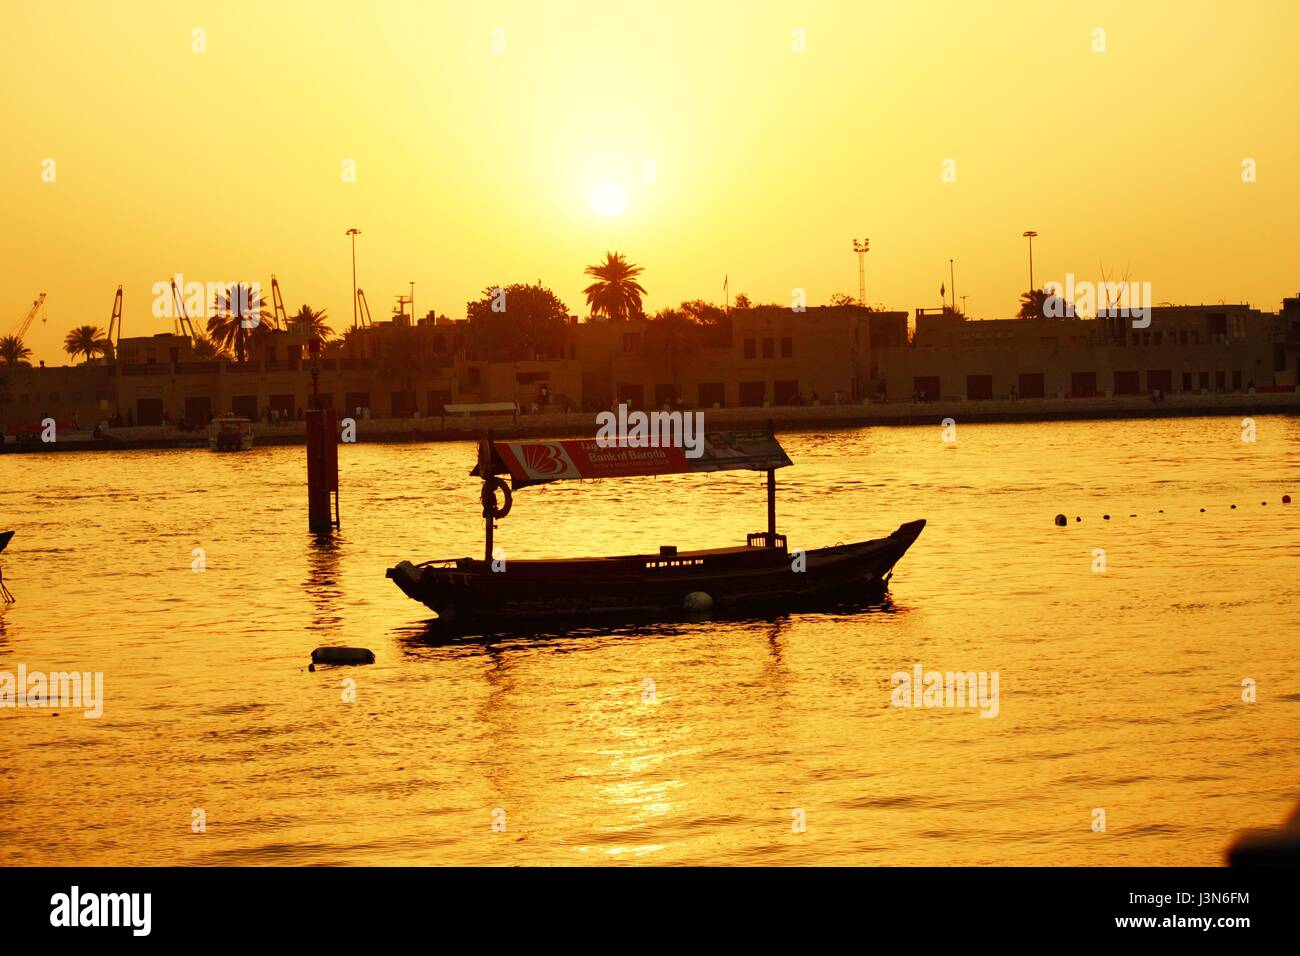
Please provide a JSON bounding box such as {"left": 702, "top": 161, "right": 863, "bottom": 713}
{"left": 590, "top": 182, "right": 627, "bottom": 218}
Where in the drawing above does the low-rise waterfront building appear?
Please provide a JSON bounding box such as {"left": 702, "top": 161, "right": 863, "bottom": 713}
{"left": 875, "top": 299, "right": 1300, "bottom": 402}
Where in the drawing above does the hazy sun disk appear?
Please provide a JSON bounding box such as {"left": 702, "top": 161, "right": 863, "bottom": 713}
{"left": 591, "top": 182, "right": 627, "bottom": 218}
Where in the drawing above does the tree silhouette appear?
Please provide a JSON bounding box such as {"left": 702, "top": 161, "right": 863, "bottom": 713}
{"left": 645, "top": 309, "right": 702, "bottom": 404}
{"left": 0, "top": 335, "right": 33, "bottom": 366}
{"left": 207, "top": 284, "right": 272, "bottom": 363}
{"left": 583, "top": 252, "right": 646, "bottom": 321}
{"left": 290, "top": 304, "right": 333, "bottom": 340}
{"left": 191, "top": 334, "right": 230, "bottom": 359}
{"left": 466, "top": 282, "right": 570, "bottom": 360}
{"left": 1018, "top": 289, "right": 1050, "bottom": 319}
{"left": 63, "top": 325, "right": 109, "bottom": 363}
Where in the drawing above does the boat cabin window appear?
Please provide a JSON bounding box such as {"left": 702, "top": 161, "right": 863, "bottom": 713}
{"left": 645, "top": 558, "right": 706, "bottom": 569}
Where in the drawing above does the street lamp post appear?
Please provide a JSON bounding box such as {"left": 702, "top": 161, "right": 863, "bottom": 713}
{"left": 1022, "top": 230, "right": 1037, "bottom": 295}
{"left": 852, "top": 238, "right": 870, "bottom": 307}
{"left": 346, "top": 228, "right": 361, "bottom": 330}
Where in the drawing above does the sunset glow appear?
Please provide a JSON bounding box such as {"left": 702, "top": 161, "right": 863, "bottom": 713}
{"left": 5, "top": 1, "right": 1300, "bottom": 362}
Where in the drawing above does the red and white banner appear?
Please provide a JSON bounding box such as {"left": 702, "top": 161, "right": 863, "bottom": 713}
{"left": 494, "top": 431, "right": 791, "bottom": 485}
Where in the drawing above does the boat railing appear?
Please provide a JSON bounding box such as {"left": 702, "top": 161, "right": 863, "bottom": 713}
{"left": 416, "top": 558, "right": 467, "bottom": 568}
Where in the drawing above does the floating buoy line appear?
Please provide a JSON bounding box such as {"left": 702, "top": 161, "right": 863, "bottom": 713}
{"left": 1055, "top": 495, "right": 1290, "bottom": 525}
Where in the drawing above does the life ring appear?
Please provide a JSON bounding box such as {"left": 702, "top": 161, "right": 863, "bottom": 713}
{"left": 481, "top": 476, "right": 512, "bottom": 520}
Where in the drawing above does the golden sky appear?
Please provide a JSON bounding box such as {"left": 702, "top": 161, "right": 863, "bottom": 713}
{"left": 4, "top": 0, "right": 1299, "bottom": 364}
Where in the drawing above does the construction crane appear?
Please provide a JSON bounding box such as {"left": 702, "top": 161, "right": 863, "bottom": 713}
{"left": 8, "top": 293, "right": 46, "bottom": 340}
{"left": 271, "top": 275, "right": 288, "bottom": 330}
{"left": 356, "top": 288, "right": 374, "bottom": 328}
{"left": 106, "top": 285, "right": 123, "bottom": 357}
{"left": 168, "top": 277, "right": 200, "bottom": 343}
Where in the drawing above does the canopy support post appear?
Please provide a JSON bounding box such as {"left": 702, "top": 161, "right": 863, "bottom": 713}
{"left": 766, "top": 468, "right": 776, "bottom": 546}
{"left": 480, "top": 430, "right": 495, "bottom": 564}
{"left": 765, "top": 418, "right": 778, "bottom": 547}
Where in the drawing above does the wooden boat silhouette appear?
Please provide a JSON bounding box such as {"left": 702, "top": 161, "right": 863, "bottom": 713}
{"left": 387, "top": 425, "right": 924, "bottom": 623}
{"left": 0, "top": 530, "right": 14, "bottom": 603}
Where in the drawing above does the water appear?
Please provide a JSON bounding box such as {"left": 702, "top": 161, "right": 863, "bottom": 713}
{"left": 1, "top": 416, "right": 1296, "bottom": 865}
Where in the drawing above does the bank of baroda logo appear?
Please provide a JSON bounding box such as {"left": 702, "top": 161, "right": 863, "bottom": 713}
{"left": 521, "top": 442, "right": 580, "bottom": 479}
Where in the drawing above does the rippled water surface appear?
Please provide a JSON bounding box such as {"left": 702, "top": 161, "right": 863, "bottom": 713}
{"left": 1, "top": 416, "right": 1297, "bottom": 865}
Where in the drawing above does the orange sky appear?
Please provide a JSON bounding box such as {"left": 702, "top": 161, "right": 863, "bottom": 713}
{"left": 3, "top": 0, "right": 1299, "bottom": 364}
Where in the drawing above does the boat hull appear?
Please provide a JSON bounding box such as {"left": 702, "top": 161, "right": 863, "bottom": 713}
{"left": 387, "top": 519, "right": 925, "bottom": 623}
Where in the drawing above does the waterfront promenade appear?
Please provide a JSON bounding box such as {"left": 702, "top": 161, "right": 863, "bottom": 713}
{"left": 4, "top": 390, "right": 1296, "bottom": 453}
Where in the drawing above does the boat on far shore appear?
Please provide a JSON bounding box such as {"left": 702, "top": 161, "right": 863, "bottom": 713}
{"left": 387, "top": 424, "right": 924, "bottom": 624}
{"left": 208, "top": 416, "right": 254, "bottom": 452}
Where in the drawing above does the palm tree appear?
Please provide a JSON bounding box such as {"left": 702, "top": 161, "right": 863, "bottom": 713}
{"left": 191, "top": 334, "right": 230, "bottom": 359}
{"left": 339, "top": 326, "right": 367, "bottom": 359}
{"left": 1018, "top": 289, "right": 1051, "bottom": 319}
{"left": 583, "top": 251, "right": 646, "bottom": 321}
{"left": 0, "top": 335, "right": 33, "bottom": 366}
{"left": 64, "top": 325, "right": 109, "bottom": 363}
{"left": 645, "top": 309, "right": 701, "bottom": 405}
{"left": 290, "top": 304, "right": 333, "bottom": 340}
{"left": 207, "top": 283, "right": 272, "bottom": 363}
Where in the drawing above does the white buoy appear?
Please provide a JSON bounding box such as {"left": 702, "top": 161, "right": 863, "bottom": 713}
{"left": 684, "top": 591, "right": 713, "bottom": 611}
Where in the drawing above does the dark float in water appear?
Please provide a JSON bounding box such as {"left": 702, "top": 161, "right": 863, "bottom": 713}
{"left": 387, "top": 425, "right": 925, "bottom": 624}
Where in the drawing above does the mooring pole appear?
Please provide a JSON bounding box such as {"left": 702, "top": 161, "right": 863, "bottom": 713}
{"left": 306, "top": 338, "right": 339, "bottom": 533}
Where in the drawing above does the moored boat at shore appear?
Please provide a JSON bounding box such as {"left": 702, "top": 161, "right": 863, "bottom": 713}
{"left": 387, "top": 424, "right": 924, "bottom": 623}
{"left": 208, "top": 416, "right": 254, "bottom": 452}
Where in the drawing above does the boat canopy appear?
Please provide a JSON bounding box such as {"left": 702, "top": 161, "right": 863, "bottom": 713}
{"left": 474, "top": 430, "right": 793, "bottom": 488}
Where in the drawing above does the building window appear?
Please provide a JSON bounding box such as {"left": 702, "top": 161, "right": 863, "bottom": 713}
{"left": 1017, "top": 373, "right": 1045, "bottom": 399}
{"left": 966, "top": 375, "right": 993, "bottom": 400}
{"left": 780, "top": 337, "right": 793, "bottom": 358}
{"left": 761, "top": 338, "right": 774, "bottom": 359}
{"left": 622, "top": 332, "right": 641, "bottom": 351}
{"left": 743, "top": 338, "right": 756, "bottom": 359}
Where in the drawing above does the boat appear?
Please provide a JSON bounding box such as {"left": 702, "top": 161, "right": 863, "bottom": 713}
{"left": 208, "top": 415, "right": 254, "bottom": 452}
{"left": 387, "top": 424, "right": 924, "bottom": 623}
{"left": 0, "top": 530, "right": 14, "bottom": 603}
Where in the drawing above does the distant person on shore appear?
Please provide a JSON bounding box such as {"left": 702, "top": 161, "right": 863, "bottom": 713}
{"left": 71, "top": 411, "right": 80, "bottom": 430}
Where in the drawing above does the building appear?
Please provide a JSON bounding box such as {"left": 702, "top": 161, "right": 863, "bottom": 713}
{"left": 0, "top": 313, "right": 580, "bottom": 429}
{"left": 573, "top": 306, "right": 909, "bottom": 410}
{"left": 875, "top": 300, "right": 1300, "bottom": 402}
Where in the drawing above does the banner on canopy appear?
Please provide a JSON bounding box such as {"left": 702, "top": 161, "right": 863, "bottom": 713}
{"left": 493, "top": 430, "right": 792, "bottom": 485}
